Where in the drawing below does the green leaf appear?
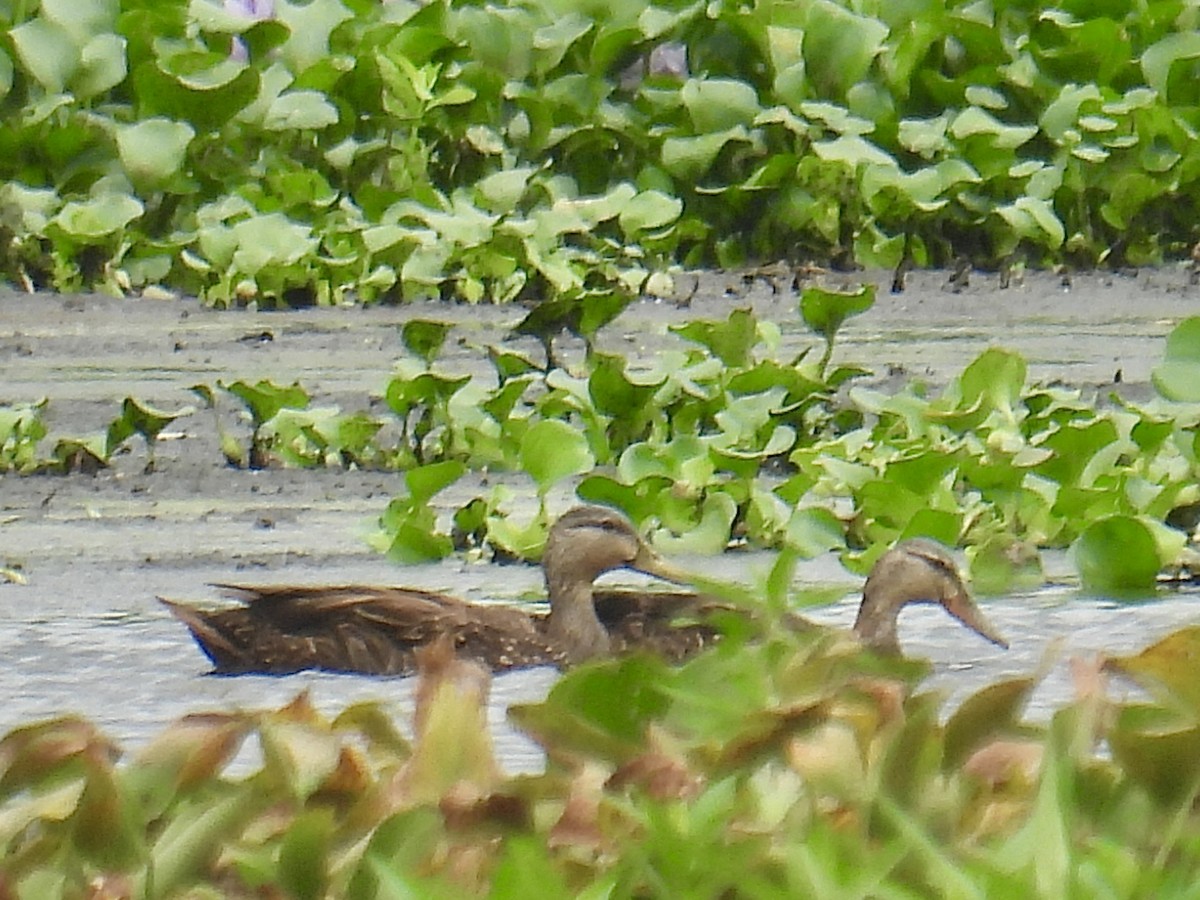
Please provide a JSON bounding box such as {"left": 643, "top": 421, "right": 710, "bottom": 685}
{"left": 105, "top": 397, "right": 192, "bottom": 456}
{"left": 799, "top": 283, "right": 875, "bottom": 346}
{"left": 1074, "top": 515, "right": 1160, "bottom": 596}
{"left": 263, "top": 90, "right": 339, "bottom": 130}
{"left": 1105, "top": 627, "right": 1200, "bottom": 717}
{"left": 943, "top": 677, "right": 1036, "bottom": 771}
{"left": 618, "top": 190, "right": 682, "bottom": 236}
{"left": 510, "top": 654, "right": 672, "bottom": 762}
{"left": 220, "top": 379, "right": 309, "bottom": 426}
{"left": 276, "top": 0, "right": 354, "bottom": 73}
{"left": 950, "top": 107, "right": 1038, "bottom": 148}
{"left": 75, "top": 33, "right": 127, "bottom": 99}
{"left": 1152, "top": 317, "right": 1200, "bottom": 402}
{"left": 52, "top": 194, "right": 143, "bottom": 240}
{"left": 1141, "top": 31, "right": 1200, "bottom": 100}
{"left": 520, "top": 420, "right": 594, "bottom": 494}
{"left": 116, "top": 119, "right": 195, "bottom": 187}
{"left": 661, "top": 127, "right": 750, "bottom": 180}
{"left": 681, "top": 78, "right": 761, "bottom": 132}
{"left": 405, "top": 460, "right": 465, "bottom": 505}
{"left": 803, "top": 0, "right": 888, "bottom": 96}
{"left": 670, "top": 308, "right": 758, "bottom": 368}
{"left": 400, "top": 319, "right": 452, "bottom": 366}
{"left": 784, "top": 506, "right": 846, "bottom": 557}
{"left": 10, "top": 19, "right": 78, "bottom": 93}
{"left": 278, "top": 809, "right": 334, "bottom": 900}
{"left": 1109, "top": 704, "right": 1200, "bottom": 806}
{"left": 230, "top": 213, "right": 319, "bottom": 276}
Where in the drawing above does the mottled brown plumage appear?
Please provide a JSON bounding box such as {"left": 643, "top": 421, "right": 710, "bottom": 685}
{"left": 160, "top": 507, "right": 1007, "bottom": 676}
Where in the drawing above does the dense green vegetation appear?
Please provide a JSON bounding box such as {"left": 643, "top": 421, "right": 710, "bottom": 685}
{"left": 6, "top": 601, "right": 1200, "bottom": 896}
{"left": 7, "top": 297, "right": 1200, "bottom": 593}
{"left": 3, "top": 0, "right": 1200, "bottom": 303}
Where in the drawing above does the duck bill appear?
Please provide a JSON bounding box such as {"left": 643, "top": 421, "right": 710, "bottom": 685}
{"left": 628, "top": 544, "right": 694, "bottom": 586}
{"left": 945, "top": 589, "right": 1009, "bottom": 649}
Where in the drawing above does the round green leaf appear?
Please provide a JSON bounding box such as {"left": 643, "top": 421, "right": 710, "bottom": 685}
{"left": 1152, "top": 317, "right": 1200, "bottom": 402}
{"left": 10, "top": 19, "right": 78, "bottom": 93}
{"left": 1074, "top": 515, "right": 1160, "bottom": 596}
{"left": 519, "top": 420, "right": 594, "bottom": 493}
{"left": 618, "top": 190, "right": 682, "bottom": 236}
{"left": 53, "top": 194, "right": 143, "bottom": 239}
{"left": 117, "top": 119, "right": 195, "bottom": 187}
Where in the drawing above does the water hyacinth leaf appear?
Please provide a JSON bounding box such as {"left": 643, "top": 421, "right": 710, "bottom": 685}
{"left": 661, "top": 126, "right": 750, "bottom": 180}
{"left": 803, "top": 0, "right": 888, "bottom": 95}
{"left": 276, "top": 0, "right": 355, "bottom": 73}
{"left": 1152, "top": 317, "right": 1200, "bottom": 402}
{"left": 954, "top": 347, "right": 1028, "bottom": 426}
{"left": 145, "top": 790, "right": 263, "bottom": 898}
{"left": 116, "top": 119, "right": 195, "bottom": 187}
{"left": 670, "top": 308, "right": 758, "bottom": 368}
{"left": 681, "top": 78, "right": 761, "bottom": 132}
{"left": 52, "top": 194, "right": 143, "bottom": 240}
{"left": 263, "top": 90, "right": 339, "bottom": 130}
{"left": 387, "top": 518, "right": 454, "bottom": 563}
{"left": 1074, "top": 515, "right": 1159, "bottom": 596}
{"left": 996, "top": 197, "right": 1065, "bottom": 249}
{"left": 51, "top": 435, "right": 109, "bottom": 473}
{"left": 401, "top": 319, "right": 452, "bottom": 365}
{"left": 799, "top": 283, "right": 875, "bottom": 347}
{"left": 128, "top": 712, "right": 251, "bottom": 814}
{"left": 221, "top": 379, "right": 309, "bottom": 426}
{"left": 74, "top": 32, "right": 127, "bottom": 99}
{"left": 969, "top": 536, "right": 1043, "bottom": 595}
{"left": 785, "top": 506, "right": 845, "bottom": 557}
{"left": 488, "top": 346, "right": 540, "bottom": 382}
{"left": 0, "top": 716, "right": 110, "bottom": 798}
{"left": 1103, "top": 627, "right": 1200, "bottom": 716}
{"left": 617, "top": 190, "right": 683, "bottom": 236}
{"left": 812, "top": 135, "right": 894, "bottom": 167}
{"left": 1141, "top": 31, "right": 1200, "bottom": 100}
{"left": 588, "top": 353, "right": 662, "bottom": 418}
{"left": 73, "top": 758, "right": 144, "bottom": 869}
{"left": 231, "top": 213, "right": 319, "bottom": 275}
{"left": 475, "top": 167, "right": 534, "bottom": 212}
{"left": 950, "top": 107, "right": 1038, "bottom": 148}
{"left": 652, "top": 491, "right": 737, "bottom": 555}
{"left": 9, "top": 19, "right": 78, "bottom": 93}
{"left": 520, "top": 420, "right": 594, "bottom": 494}
{"left": 105, "top": 397, "right": 192, "bottom": 456}
{"left": 259, "top": 719, "right": 342, "bottom": 801}
{"left": 510, "top": 654, "right": 671, "bottom": 762}
{"left": 491, "top": 836, "right": 575, "bottom": 900}
{"left": 405, "top": 460, "right": 465, "bottom": 504}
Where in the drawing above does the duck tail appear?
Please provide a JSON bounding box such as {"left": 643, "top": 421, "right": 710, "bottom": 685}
{"left": 158, "top": 597, "right": 247, "bottom": 672}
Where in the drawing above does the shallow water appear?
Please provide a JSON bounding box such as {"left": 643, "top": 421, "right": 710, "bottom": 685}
{"left": 5, "top": 552, "right": 1200, "bottom": 773}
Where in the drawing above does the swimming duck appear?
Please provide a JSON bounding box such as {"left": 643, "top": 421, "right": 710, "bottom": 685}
{"left": 160, "top": 506, "right": 1007, "bottom": 676}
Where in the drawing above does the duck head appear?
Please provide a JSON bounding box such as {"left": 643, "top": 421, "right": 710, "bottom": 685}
{"left": 853, "top": 538, "right": 1008, "bottom": 655}
{"left": 542, "top": 505, "right": 689, "bottom": 661}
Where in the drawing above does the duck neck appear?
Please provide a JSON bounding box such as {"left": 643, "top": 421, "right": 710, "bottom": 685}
{"left": 852, "top": 583, "right": 904, "bottom": 655}
{"left": 544, "top": 571, "right": 611, "bottom": 664}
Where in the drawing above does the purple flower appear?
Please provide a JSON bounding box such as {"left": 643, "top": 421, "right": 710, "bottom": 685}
{"left": 223, "top": 0, "right": 274, "bottom": 62}
{"left": 224, "top": 0, "right": 275, "bottom": 19}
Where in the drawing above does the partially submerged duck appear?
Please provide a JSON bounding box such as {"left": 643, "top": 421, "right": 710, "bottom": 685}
{"left": 160, "top": 506, "right": 1007, "bottom": 676}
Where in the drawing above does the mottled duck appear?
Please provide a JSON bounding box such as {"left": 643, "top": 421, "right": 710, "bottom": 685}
{"left": 160, "top": 506, "right": 1007, "bottom": 675}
